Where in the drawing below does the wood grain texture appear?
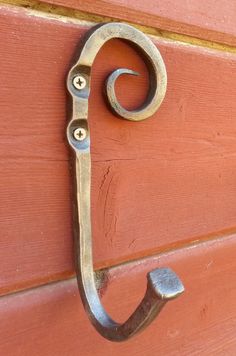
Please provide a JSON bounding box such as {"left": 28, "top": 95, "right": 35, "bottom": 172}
{"left": 41, "top": 0, "right": 236, "bottom": 47}
{"left": 2, "top": 6, "right": 236, "bottom": 294}
{"left": 1, "top": 234, "right": 236, "bottom": 355}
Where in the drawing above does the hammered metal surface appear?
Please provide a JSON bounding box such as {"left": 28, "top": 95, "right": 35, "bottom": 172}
{"left": 67, "top": 22, "right": 184, "bottom": 342}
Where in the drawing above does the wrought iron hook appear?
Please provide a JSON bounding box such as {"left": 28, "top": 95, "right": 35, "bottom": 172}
{"left": 66, "top": 23, "right": 184, "bottom": 342}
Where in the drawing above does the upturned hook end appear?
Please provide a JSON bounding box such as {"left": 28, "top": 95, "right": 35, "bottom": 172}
{"left": 147, "top": 267, "right": 185, "bottom": 301}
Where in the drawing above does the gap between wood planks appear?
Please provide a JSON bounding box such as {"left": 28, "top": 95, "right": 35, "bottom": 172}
{"left": 1, "top": 227, "right": 236, "bottom": 299}
{"left": 1, "top": 0, "right": 236, "bottom": 55}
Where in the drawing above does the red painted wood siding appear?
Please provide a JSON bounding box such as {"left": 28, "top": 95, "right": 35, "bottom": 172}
{"left": 1, "top": 2, "right": 236, "bottom": 355}
{"left": 0, "top": 234, "right": 236, "bottom": 355}
{"left": 1, "top": 6, "right": 236, "bottom": 295}
{"left": 42, "top": 0, "right": 236, "bottom": 46}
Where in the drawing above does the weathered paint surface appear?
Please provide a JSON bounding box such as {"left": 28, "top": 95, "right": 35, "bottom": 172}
{"left": 1, "top": 3, "right": 236, "bottom": 354}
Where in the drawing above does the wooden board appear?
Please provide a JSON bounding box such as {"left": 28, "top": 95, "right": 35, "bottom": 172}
{"left": 41, "top": 0, "right": 236, "bottom": 46}
{"left": 1, "top": 234, "right": 236, "bottom": 355}
{"left": 2, "top": 5, "right": 236, "bottom": 295}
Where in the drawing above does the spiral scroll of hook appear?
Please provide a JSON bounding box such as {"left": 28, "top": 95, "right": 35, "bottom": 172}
{"left": 67, "top": 22, "right": 167, "bottom": 128}
{"left": 66, "top": 23, "right": 184, "bottom": 342}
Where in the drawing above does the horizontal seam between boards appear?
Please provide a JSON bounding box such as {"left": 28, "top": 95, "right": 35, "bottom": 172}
{"left": 0, "top": 228, "right": 235, "bottom": 299}
{"left": 0, "top": 0, "right": 236, "bottom": 54}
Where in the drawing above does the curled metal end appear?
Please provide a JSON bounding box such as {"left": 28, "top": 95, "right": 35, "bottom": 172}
{"left": 67, "top": 22, "right": 184, "bottom": 342}
{"left": 106, "top": 68, "right": 141, "bottom": 120}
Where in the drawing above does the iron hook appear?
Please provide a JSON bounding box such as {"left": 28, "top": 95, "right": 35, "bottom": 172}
{"left": 66, "top": 23, "right": 184, "bottom": 342}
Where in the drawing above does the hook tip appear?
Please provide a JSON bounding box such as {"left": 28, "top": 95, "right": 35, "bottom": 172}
{"left": 112, "top": 68, "right": 140, "bottom": 77}
{"left": 147, "top": 267, "right": 184, "bottom": 300}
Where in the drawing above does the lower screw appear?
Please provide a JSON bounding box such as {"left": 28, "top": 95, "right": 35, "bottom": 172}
{"left": 73, "top": 75, "right": 86, "bottom": 90}
{"left": 73, "top": 127, "right": 87, "bottom": 141}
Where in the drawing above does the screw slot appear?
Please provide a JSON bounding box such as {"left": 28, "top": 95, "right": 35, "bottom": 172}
{"left": 73, "top": 127, "right": 87, "bottom": 141}
{"left": 73, "top": 75, "right": 86, "bottom": 90}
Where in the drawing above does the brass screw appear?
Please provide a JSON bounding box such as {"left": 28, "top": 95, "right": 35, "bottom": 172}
{"left": 73, "top": 75, "right": 86, "bottom": 90}
{"left": 73, "top": 128, "right": 87, "bottom": 141}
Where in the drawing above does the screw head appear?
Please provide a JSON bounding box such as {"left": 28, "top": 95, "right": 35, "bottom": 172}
{"left": 73, "top": 127, "right": 87, "bottom": 141}
{"left": 73, "top": 75, "right": 86, "bottom": 90}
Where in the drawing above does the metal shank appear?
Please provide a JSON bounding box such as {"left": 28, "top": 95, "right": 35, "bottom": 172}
{"left": 67, "top": 23, "right": 184, "bottom": 342}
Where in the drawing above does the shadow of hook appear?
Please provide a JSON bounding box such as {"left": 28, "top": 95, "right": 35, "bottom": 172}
{"left": 66, "top": 22, "right": 184, "bottom": 342}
